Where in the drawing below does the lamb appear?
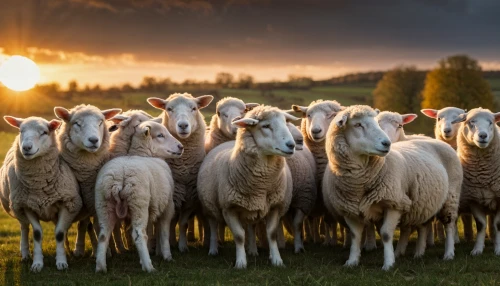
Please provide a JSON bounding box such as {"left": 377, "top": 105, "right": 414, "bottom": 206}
{"left": 147, "top": 93, "right": 213, "bottom": 252}
{"left": 323, "top": 105, "right": 460, "bottom": 270}
{"left": 292, "top": 100, "right": 345, "bottom": 246}
{"left": 0, "top": 116, "right": 82, "bottom": 272}
{"left": 421, "top": 107, "right": 475, "bottom": 242}
{"left": 452, "top": 108, "right": 500, "bottom": 256}
{"left": 55, "top": 105, "right": 122, "bottom": 257}
{"left": 197, "top": 105, "right": 297, "bottom": 269}
{"left": 95, "top": 121, "right": 183, "bottom": 273}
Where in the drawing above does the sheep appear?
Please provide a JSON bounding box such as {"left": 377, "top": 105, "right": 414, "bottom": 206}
{"left": 452, "top": 108, "right": 500, "bottom": 256}
{"left": 421, "top": 107, "right": 476, "bottom": 242}
{"left": 54, "top": 105, "right": 122, "bottom": 257}
{"left": 292, "top": 100, "right": 345, "bottom": 246}
{"left": 197, "top": 105, "right": 298, "bottom": 269}
{"left": 323, "top": 105, "right": 460, "bottom": 270}
{"left": 0, "top": 116, "right": 82, "bottom": 272}
{"left": 147, "top": 93, "right": 213, "bottom": 252}
{"left": 95, "top": 121, "right": 183, "bottom": 273}
{"left": 376, "top": 111, "right": 462, "bottom": 257}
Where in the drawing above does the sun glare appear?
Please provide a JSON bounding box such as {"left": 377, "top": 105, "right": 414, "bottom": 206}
{"left": 0, "top": 55, "right": 41, "bottom": 92}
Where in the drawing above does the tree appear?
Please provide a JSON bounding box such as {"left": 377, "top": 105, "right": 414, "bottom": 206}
{"left": 373, "top": 66, "right": 425, "bottom": 114}
{"left": 140, "top": 76, "right": 157, "bottom": 91}
{"left": 288, "top": 75, "right": 313, "bottom": 89}
{"left": 67, "top": 80, "right": 79, "bottom": 100}
{"left": 421, "top": 55, "right": 493, "bottom": 110}
{"left": 237, "top": 73, "right": 254, "bottom": 89}
{"left": 215, "top": 72, "right": 234, "bottom": 88}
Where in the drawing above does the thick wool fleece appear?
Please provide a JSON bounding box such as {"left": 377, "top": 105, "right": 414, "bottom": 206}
{"left": 108, "top": 110, "right": 153, "bottom": 159}
{"left": 286, "top": 146, "right": 317, "bottom": 215}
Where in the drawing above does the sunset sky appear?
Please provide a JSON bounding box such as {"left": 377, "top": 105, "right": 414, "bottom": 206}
{"left": 1, "top": 0, "right": 499, "bottom": 87}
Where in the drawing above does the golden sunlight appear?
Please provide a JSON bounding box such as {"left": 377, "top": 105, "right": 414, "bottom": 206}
{"left": 0, "top": 55, "right": 40, "bottom": 92}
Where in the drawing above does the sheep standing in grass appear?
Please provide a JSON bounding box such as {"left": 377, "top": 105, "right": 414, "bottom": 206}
{"left": 376, "top": 111, "right": 462, "bottom": 257}
{"left": 55, "top": 105, "right": 122, "bottom": 256}
{"left": 147, "top": 93, "right": 213, "bottom": 252}
{"left": 198, "top": 105, "right": 297, "bottom": 268}
{"left": 323, "top": 105, "right": 459, "bottom": 270}
{"left": 0, "top": 116, "right": 82, "bottom": 272}
{"left": 421, "top": 107, "right": 476, "bottom": 242}
{"left": 292, "top": 100, "right": 345, "bottom": 246}
{"left": 452, "top": 108, "right": 500, "bottom": 256}
{"left": 95, "top": 121, "right": 183, "bottom": 273}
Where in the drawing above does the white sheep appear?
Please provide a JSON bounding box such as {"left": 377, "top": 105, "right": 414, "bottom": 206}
{"left": 292, "top": 100, "right": 345, "bottom": 246}
{"left": 147, "top": 93, "right": 213, "bottom": 252}
{"left": 323, "top": 105, "right": 460, "bottom": 270}
{"left": 54, "top": 104, "right": 122, "bottom": 257}
{"left": 197, "top": 105, "right": 297, "bottom": 269}
{"left": 0, "top": 116, "right": 82, "bottom": 272}
{"left": 95, "top": 121, "right": 183, "bottom": 272}
{"left": 421, "top": 107, "right": 476, "bottom": 242}
{"left": 452, "top": 108, "right": 500, "bottom": 256}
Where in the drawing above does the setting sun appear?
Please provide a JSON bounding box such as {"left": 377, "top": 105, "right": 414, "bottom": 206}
{"left": 0, "top": 55, "right": 40, "bottom": 92}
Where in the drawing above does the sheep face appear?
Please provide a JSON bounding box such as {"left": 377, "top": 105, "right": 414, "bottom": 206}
{"left": 335, "top": 108, "right": 391, "bottom": 157}
{"left": 147, "top": 94, "right": 213, "bottom": 139}
{"left": 55, "top": 106, "right": 121, "bottom": 153}
{"left": 376, "top": 112, "right": 417, "bottom": 143}
{"left": 422, "top": 107, "right": 464, "bottom": 141}
{"left": 109, "top": 110, "right": 153, "bottom": 132}
{"left": 4, "top": 116, "right": 61, "bottom": 160}
{"left": 217, "top": 101, "right": 248, "bottom": 138}
{"left": 454, "top": 109, "right": 500, "bottom": 149}
{"left": 286, "top": 122, "right": 304, "bottom": 151}
{"left": 293, "top": 101, "right": 342, "bottom": 143}
{"left": 134, "top": 121, "right": 184, "bottom": 158}
{"left": 233, "top": 111, "right": 298, "bottom": 157}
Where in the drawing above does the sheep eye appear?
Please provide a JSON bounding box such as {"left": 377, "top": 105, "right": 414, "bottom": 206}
{"left": 99, "top": 120, "right": 103, "bottom": 126}
{"left": 223, "top": 114, "right": 229, "bottom": 118}
{"left": 437, "top": 117, "right": 442, "bottom": 121}
{"left": 158, "top": 134, "right": 164, "bottom": 138}
{"left": 167, "top": 107, "right": 173, "bottom": 112}
{"left": 307, "top": 114, "right": 311, "bottom": 118}
{"left": 262, "top": 124, "right": 271, "bottom": 129}
{"left": 73, "top": 122, "right": 81, "bottom": 127}
{"left": 354, "top": 123, "right": 362, "bottom": 128}
{"left": 192, "top": 107, "right": 197, "bottom": 112}
{"left": 397, "top": 124, "right": 403, "bottom": 129}
{"left": 489, "top": 121, "right": 493, "bottom": 126}
{"left": 41, "top": 131, "right": 48, "bottom": 136}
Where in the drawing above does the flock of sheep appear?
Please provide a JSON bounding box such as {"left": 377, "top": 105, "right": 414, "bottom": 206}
{"left": 1, "top": 92, "right": 499, "bottom": 273}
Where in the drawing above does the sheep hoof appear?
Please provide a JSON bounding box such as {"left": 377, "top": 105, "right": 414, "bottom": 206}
{"left": 234, "top": 259, "right": 247, "bottom": 269}
{"left": 470, "top": 248, "right": 483, "bottom": 256}
{"left": 495, "top": 248, "right": 500, "bottom": 256}
{"left": 178, "top": 244, "right": 189, "bottom": 253}
{"left": 381, "top": 263, "right": 394, "bottom": 271}
{"left": 163, "top": 254, "right": 173, "bottom": 262}
{"left": 95, "top": 266, "right": 107, "bottom": 273}
{"left": 443, "top": 253, "right": 454, "bottom": 260}
{"left": 247, "top": 249, "right": 259, "bottom": 257}
{"left": 21, "top": 254, "right": 32, "bottom": 262}
{"left": 56, "top": 261, "right": 68, "bottom": 270}
{"left": 270, "top": 257, "right": 285, "bottom": 267}
{"left": 413, "top": 252, "right": 424, "bottom": 259}
{"left": 143, "top": 266, "right": 156, "bottom": 273}
{"left": 208, "top": 249, "right": 219, "bottom": 256}
{"left": 73, "top": 249, "right": 84, "bottom": 257}
{"left": 343, "top": 259, "right": 359, "bottom": 268}
{"left": 364, "top": 244, "right": 377, "bottom": 252}
{"left": 30, "top": 261, "right": 44, "bottom": 273}
{"left": 294, "top": 246, "right": 305, "bottom": 254}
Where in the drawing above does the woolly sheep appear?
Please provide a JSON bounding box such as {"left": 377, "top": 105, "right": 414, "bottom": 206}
{"left": 147, "top": 93, "right": 213, "bottom": 252}
{"left": 323, "top": 105, "right": 459, "bottom": 270}
{"left": 0, "top": 116, "right": 82, "bottom": 272}
{"left": 197, "top": 105, "right": 298, "bottom": 269}
{"left": 55, "top": 105, "right": 122, "bottom": 257}
{"left": 452, "top": 108, "right": 500, "bottom": 256}
{"left": 292, "top": 100, "right": 344, "bottom": 245}
{"left": 95, "top": 121, "right": 183, "bottom": 272}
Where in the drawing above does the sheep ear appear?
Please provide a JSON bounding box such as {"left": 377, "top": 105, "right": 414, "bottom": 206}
{"left": 284, "top": 112, "right": 300, "bottom": 123}
{"left": 147, "top": 97, "right": 167, "bottom": 110}
{"left": 143, "top": 126, "right": 151, "bottom": 137}
{"left": 327, "top": 111, "right": 338, "bottom": 119}
{"left": 451, "top": 113, "right": 467, "bottom": 124}
{"left": 335, "top": 113, "right": 348, "bottom": 128}
{"left": 102, "top": 109, "right": 122, "bottom": 120}
{"left": 374, "top": 109, "right": 380, "bottom": 115}
{"left": 196, "top": 95, "right": 214, "bottom": 109}
{"left": 109, "top": 115, "right": 131, "bottom": 126}
{"left": 108, "top": 125, "right": 119, "bottom": 132}
{"left": 48, "top": 119, "right": 62, "bottom": 132}
{"left": 292, "top": 105, "right": 308, "bottom": 118}
{"left": 232, "top": 117, "right": 259, "bottom": 128}
{"left": 149, "top": 117, "right": 163, "bottom": 124}
{"left": 3, "top": 116, "right": 23, "bottom": 129}
{"left": 54, "top": 107, "right": 71, "bottom": 122}
{"left": 401, "top": 114, "right": 418, "bottom": 125}
{"left": 493, "top": 112, "right": 500, "bottom": 123}
{"left": 244, "top": 103, "right": 259, "bottom": 112}
{"left": 421, "top": 109, "right": 438, "bottom": 119}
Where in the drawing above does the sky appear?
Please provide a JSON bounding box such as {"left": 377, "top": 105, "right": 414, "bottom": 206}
{"left": 0, "top": 0, "right": 499, "bottom": 87}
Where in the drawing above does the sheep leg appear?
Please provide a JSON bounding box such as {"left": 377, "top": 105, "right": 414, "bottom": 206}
{"left": 339, "top": 224, "right": 346, "bottom": 245}
{"left": 20, "top": 221, "right": 30, "bottom": 261}
{"left": 54, "top": 207, "right": 77, "bottom": 270}
{"left": 177, "top": 211, "right": 191, "bottom": 252}
{"left": 454, "top": 221, "right": 460, "bottom": 244}
{"left": 303, "top": 218, "right": 312, "bottom": 243}
{"left": 113, "top": 223, "right": 127, "bottom": 253}
{"left": 343, "top": 216, "right": 364, "bottom": 267}
{"left": 364, "top": 223, "right": 377, "bottom": 251}
{"left": 343, "top": 227, "right": 352, "bottom": 248}
{"left": 380, "top": 209, "right": 402, "bottom": 271}
{"left": 223, "top": 209, "right": 247, "bottom": 269}
{"left": 187, "top": 218, "right": 196, "bottom": 242}
{"left": 73, "top": 218, "right": 89, "bottom": 257}
{"left": 443, "top": 221, "right": 455, "bottom": 260}
{"left": 395, "top": 226, "right": 411, "bottom": 257}
{"left": 415, "top": 223, "right": 429, "bottom": 258}
{"left": 169, "top": 215, "right": 178, "bottom": 245}
{"left": 462, "top": 214, "right": 474, "bottom": 242}
{"left": 323, "top": 220, "right": 332, "bottom": 246}
{"left": 312, "top": 217, "right": 321, "bottom": 243}
{"left": 24, "top": 210, "right": 44, "bottom": 272}
{"left": 488, "top": 215, "right": 495, "bottom": 241}
{"left": 246, "top": 224, "right": 259, "bottom": 256}
{"left": 493, "top": 211, "right": 500, "bottom": 255}
{"left": 266, "top": 208, "right": 284, "bottom": 267}
{"left": 158, "top": 206, "right": 175, "bottom": 261}
{"left": 277, "top": 220, "right": 286, "bottom": 249}
{"left": 426, "top": 222, "right": 435, "bottom": 246}
{"left": 218, "top": 222, "right": 226, "bottom": 243}
{"left": 470, "top": 205, "right": 487, "bottom": 256}
{"left": 436, "top": 221, "right": 445, "bottom": 242}
{"left": 293, "top": 210, "right": 306, "bottom": 253}
{"left": 95, "top": 210, "right": 116, "bottom": 273}
{"left": 208, "top": 218, "right": 219, "bottom": 256}
{"left": 202, "top": 217, "right": 210, "bottom": 248}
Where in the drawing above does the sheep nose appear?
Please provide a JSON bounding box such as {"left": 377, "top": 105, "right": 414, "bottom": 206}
{"left": 295, "top": 139, "right": 304, "bottom": 146}
{"left": 178, "top": 122, "right": 188, "bottom": 130}
{"left": 443, "top": 128, "right": 452, "bottom": 135}
{"left": 88, "top": 137, "right": 99, "bottom": 144}
{"left": 311, "top": 127, "right": 322, "bottom": 134}
{"left": 23, "top": 144, "right": 32, "bottom": 152}
{"left": 479, "top": 132, "right": 488, "bottom": 140}
{"left": 177, "top": 144, "right": 184, "bottom": 151}
{"left": 286, "top": 140, "right": 296, "bottom": 150}
{"left": 381, "top": 140, "right": 391, "bottom": 148}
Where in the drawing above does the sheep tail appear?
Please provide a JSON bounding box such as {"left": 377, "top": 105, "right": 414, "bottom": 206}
{"left": 111, "top": 184, "right": 128, "bottom": 219}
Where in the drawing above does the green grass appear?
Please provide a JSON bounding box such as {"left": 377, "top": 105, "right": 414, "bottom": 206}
{"left": 0, "top": 132, "right": 16, "bottom": 161}
{"left": 1, "top": 212, "right": 500, "bottom": 285}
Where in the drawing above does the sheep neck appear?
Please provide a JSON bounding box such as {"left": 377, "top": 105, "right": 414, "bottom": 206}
{"left": 208, "top": 115, "right": 234, "bottom": 147}
{"left": 458, "top": 127, "right": 500, "bottom": 171}
{"left": 435, "top": 126, "right": 457, "bottom": 150}
{"left": 109, "top": 125, "right": 136, "bottom": 158}
{"left": 300, "top": 119, "right": 328, "bottom": 181}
